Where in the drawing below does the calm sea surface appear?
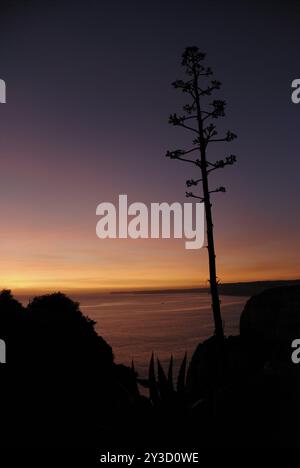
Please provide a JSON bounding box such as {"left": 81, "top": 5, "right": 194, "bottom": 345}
{"left": 16, "top": 292, "right": 248, "bottom": 377}
{"left": 77, "top": 292, "right": 248, "bottom": 377}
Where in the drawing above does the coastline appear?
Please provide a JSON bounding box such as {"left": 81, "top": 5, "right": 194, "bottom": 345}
{"left": 110, "top": 279, "right": 300, "bottom": 297}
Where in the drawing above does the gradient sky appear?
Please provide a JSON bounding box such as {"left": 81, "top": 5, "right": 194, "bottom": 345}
{"left": 0, "top": 0, "right": 299, "bottom": 292}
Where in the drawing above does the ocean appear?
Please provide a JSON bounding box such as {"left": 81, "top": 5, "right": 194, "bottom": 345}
{"left": 16, "top": 291, "right": 248, "bottom": 378}
{"left": 77, "top": 292, "right": 248, "bottom": 378}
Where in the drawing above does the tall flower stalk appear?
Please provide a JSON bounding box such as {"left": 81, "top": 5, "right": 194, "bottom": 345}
{"left": 166, "top": 47, "right": 237, "bottom": 341}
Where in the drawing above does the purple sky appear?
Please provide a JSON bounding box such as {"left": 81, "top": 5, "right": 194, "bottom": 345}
{"left": 0, "top": 0, "right": 299, "bottom": 291}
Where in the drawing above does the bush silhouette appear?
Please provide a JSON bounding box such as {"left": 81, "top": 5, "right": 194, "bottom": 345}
{"left": 25, "top": 292, "right": 113, "bottom": 367}
{"left": 0, "top": 289, "right": 24, "bottom": 332}
{"left": 0, "top": 290, "right": 125, "bottom": 447}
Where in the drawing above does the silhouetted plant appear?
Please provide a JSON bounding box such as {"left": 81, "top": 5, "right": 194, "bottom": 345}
{"left": 137, "top": 353, "right": 192, "bottom": 406}
{"left": 0, "top": 289, "right": 24, "bottom": 326}
{"left": 26, "top": 292, "right": 113, "bottom": 366}
{"left": 0, "top": 289, "right": 140, "bottom": 446}
{"left": 166, "top": 47, "right": 237, "bottom": 341}
{"left": 0, "top": 290, "right": 25, "bottom": 361}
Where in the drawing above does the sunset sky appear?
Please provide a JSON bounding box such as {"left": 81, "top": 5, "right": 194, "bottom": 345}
{"left": 0, "top": 0, "right": 299, "bottom": 293}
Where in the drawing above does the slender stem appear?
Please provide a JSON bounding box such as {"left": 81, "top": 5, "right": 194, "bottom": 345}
{"left": 193, "top": 70, "right": 224, "bottom": 342}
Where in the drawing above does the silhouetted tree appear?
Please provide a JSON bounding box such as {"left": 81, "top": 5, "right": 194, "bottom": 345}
{"left": 0, "top": 290, "right": 140, "bottom": 446}
{"left": 26, "top": 292, "right": 113, "bottom": 366}
{"left": 166, "top": 47, "right": 237, "bottom": 341}
{"left": 0, "top": 289, "right": 25, "bottom": 361}
{"left": 0, "top": 289, "right": 24, "bottom": 326}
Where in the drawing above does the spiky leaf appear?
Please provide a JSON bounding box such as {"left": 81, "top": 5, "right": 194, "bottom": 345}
{"left": 157, "top": 358, "right": 169, "bottom": 400}
{"left": 149, "top": 353, "right": 160, "bottom": 405}
{"left": 167, "top": 355, "right": 174, "bottom": 392}
{"left": 177, "top": 353, "right": 187, "bottom": 395}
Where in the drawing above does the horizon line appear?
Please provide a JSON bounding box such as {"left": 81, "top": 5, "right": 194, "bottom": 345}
{"left": 5, "top": 277, "right": 300, "bottom": 297}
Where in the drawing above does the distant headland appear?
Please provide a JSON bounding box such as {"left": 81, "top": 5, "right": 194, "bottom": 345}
{"left": 111, "top": 279, "right": 300, "bottom": 297}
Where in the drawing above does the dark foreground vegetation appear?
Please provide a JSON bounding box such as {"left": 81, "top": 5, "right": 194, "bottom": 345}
{"left": 0, "top": 286, "right": 299, "bottom": 448}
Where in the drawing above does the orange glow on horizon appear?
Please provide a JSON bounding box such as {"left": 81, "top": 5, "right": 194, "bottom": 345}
{"left": 1, "top": 200, "right": 299, "bottom": 295}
